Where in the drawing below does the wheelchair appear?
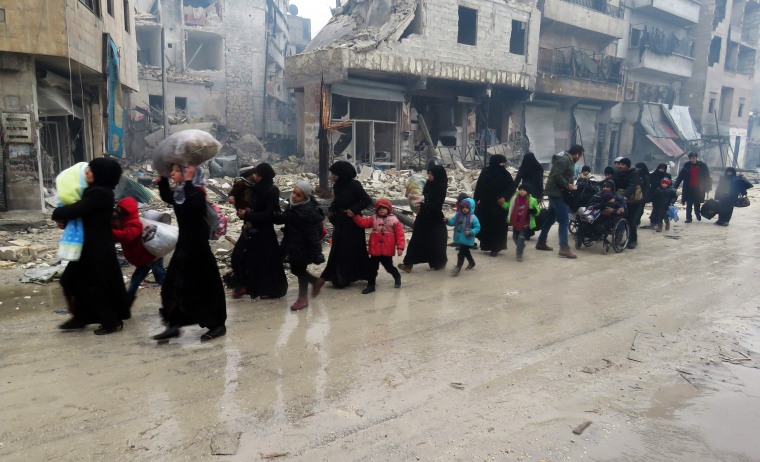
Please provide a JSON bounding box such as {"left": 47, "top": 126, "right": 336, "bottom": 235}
{"left": 573, "top": 211, "right": 629, "bottom": 254}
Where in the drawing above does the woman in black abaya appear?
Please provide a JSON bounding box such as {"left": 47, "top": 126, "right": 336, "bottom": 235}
{"left": 153, "top": 164, "right": 227, "bottom": 343}
{"left": 55, "top": 157, "right": 128, "bottom": 335}
{"left": 398, "top": 164, "right": 448, "bottom": 272}
{"left": 313, "top": 161, "right": 371, "bottom": 293}
{"left": 233, "top": 163, "right": 288, "bottom": 299}
{"left": 514, "top": 152, "right": 544, "bottom": 200}
{"left": 474, "top": 154, "right": 516, "bottom": 256}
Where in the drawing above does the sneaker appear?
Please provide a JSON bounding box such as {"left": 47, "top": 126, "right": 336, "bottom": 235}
{"left": 696, "top": 215, "right": 702, "bottom": 221}
{"left": 290, "top": 297, "right": 309, "bottom": 311}
{"left": 450, "top": 266, "right": 461, "bottom": 277}
{"left": 465, "top": 263, "right": 475, "bottom": 270}
{"left": 93, "top": 322, "right": 123, "bottom": 336}
{"left": 535, "top": 242, "right": 553, "bottom": 251}
{"left": 230, "top": 287, "right": 247, "bottom": 298}
{"left": 685, "top": 218, "right": 692, "bottom": 223}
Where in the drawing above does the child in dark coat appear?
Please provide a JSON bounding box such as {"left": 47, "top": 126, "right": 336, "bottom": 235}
{"left": 276, "top": 181, "right": 325, "bottom": 311}
{"left": 650, "top": 178, "right": 678, "bottom": 232}
{"left": 112, "top": 197, "right": 166, "bottom": 309}
{"left": 351, "top": 197, "right": 405, "bottom": 294}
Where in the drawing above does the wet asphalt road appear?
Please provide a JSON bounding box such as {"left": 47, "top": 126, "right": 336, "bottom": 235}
{"left": 1, "top": 196, "right": 760, "bottom": 461}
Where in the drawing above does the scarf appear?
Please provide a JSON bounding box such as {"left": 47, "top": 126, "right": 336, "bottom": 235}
{"left": 510, "top": 194, "right": 530, "bottom": 231}
{"left": 454, "top": 210, "right": 472, "bottom": 233}
{"left": 173, "top": 167, "right": 206, "bottom": 204}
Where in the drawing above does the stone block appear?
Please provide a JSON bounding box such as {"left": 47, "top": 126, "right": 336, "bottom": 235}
{"left": 0, "top": 246, "right": 31, "bottom": 262}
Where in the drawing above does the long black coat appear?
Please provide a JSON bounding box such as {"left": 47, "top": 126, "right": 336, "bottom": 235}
{"left": 237, "top": 180, "right": 288, "bottom": 298}
{"left": 474, "top": 166, "right": 515, "bottom": 251}
{"left": 276, "top": 198, "right": 325, "bottom": 266}
{"left": 53, "top": 185, "right": 128, "bottom": 328}
{"left": 514, "top": 153, "right": 544, "bottom": 199}
{"left": 321, "top": 178, "right": 372, "bottom": 286}
{"left": 159, "top": 179, "right": 226, "bottom": 329}
{"left": 404, "top": 166, "right": 448, "bottom": 268}
{"left": 674, "top": 161, "right": 711, "bottom": 203}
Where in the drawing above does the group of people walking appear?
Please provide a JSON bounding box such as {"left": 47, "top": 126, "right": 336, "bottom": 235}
{"left": 52, "top": 147, "right": 752, "bottom": 339}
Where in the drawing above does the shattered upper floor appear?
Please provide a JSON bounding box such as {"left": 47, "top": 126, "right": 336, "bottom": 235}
{"left": 287, "top": 0, "right": 538, "bottom": 91}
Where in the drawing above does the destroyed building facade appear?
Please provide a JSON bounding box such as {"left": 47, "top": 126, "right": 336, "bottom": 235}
{"left": 285, "top": 0, "right": 540, "bottom": 170}
{"left": 131, "top": 0, "right": 296, "bottom": 157}
{"left": 0, "top": 0, "right": 138, "bottom": 210}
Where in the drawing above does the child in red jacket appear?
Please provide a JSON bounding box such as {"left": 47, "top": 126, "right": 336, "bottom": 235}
{"left": 350, "top": 198, "right": 405, "bottom": 294}
{"left": 112, "top": 197, "right": 166, "bottom": 308}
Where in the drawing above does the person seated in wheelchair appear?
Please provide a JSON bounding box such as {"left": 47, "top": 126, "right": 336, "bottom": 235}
{"left": 574, "top": 166, "right": 599, "bottom": 209}
{"left": 579, "top": 183, "right": 625, "bottom": 239}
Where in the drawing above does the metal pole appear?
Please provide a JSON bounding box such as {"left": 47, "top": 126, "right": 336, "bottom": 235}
{"left": 161, "top": 27, "right": 170, "bottom": 140}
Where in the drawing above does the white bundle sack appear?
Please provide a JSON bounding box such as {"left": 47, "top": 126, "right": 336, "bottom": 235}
{"left": 153, "top": 129, "right": 221, "bottom": 176}
{"left": 141, "top": 218, "right": 179, "bottom": 257}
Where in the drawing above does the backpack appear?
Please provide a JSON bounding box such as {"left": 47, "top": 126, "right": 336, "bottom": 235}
{"left": 206, "top": 202, "right": 228, "bottom": 240}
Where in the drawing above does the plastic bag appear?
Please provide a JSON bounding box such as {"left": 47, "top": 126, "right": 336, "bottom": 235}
{"left": 57, "top": 219, "right": 84, "bottom": 261}
{"left": 153, "top": 130, "right": 221, "bottom": 177}
{"left": 667, "top": 205, "right": 679, "bottom": 222}
{"left": 581, "top": 208, "right": 600, "bottom": 223}
{"left": 141, "top": 218, "right": 179, "bottom": 257}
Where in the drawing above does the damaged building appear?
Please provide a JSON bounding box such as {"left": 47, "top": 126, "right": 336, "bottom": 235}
{"left": 285, "top": 0, "right": 540, "bottom": 170}
{"left": 131, "top": 0, "right": 296, "bottom": 157}
{"left": 0, "top": 0, "right": 138, "bottom": 210}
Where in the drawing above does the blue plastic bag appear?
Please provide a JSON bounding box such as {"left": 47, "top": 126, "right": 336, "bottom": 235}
{"left": 667, "top": 205, "right": 679, "bottom": 222}
{"left": 57, "top": 218, "right": 84, "bottom": 261}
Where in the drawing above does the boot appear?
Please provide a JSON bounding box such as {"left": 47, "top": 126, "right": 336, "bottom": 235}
{"left": 656, "top": 223, "right": 662, "bottom": 232}
{"left": 361, "top": 285, "right": 376, "bottom": 294}
{"left": 516, "top": 250, "right": 523, "bottom": 262}
{"left": 311, "top": 278, "right": 326, "bottom": 298}
{"left": 535, "top": 241, "right": 553, "bottom": 251}
{"left": 558, "top": 247, "right": 577, "bottom": 259}
{"left": 153, "top": 326, "right": 181, "bottom": 343}
{"left": 450, "top": 266, "right": 461, "bottom": 277}
{"left": 465, "top": 262, "right": 475, "bottom": 270}
{"left": 290, "top": 297, "right": 309, "bottom": 311}
{"left": 393, "top": 275, "right": 401, "bottom": 289}
{"left": 665, "top": 221, "right": 670, "bottom": 231}
{"left": 201, "top": 325, "right": 226, "bottom": 341}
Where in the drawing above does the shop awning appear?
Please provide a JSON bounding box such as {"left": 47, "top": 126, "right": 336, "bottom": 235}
{"left": 646, "top": 135, "right": 683, "bottom": 158}
{"left": 663, "top": 105, "right": 701, "bottom": 141}
{"left": 639, "top": 103, "right": 679, "bottom": 139}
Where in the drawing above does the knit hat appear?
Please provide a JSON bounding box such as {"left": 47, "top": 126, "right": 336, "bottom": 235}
{"left": 581, "top": 165, "right": 591, "bottom": 173}
{"left": 604, "top": 166, "right": 615, "bottom": 175}
{"left": 295, "top": 180, "right": 313, "bottom": 197}
{"left": 375, "top": 197, "right": 393, "bottom": 213}
{"left": 618, "top": 157, "right": 631, "bottom": 167}
{"left": 518, "top": 182, "right": 530, "bottom": 191}
{"left": 688, "top": 152, "right": 698, "bottom": 158}
{"left": 601, "top": 192, "right": 615, "bottom": 202}
{"left": 660, "top": 178, "right": 671, "bottom": 186}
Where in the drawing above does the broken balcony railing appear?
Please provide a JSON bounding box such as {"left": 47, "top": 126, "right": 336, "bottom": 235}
{"left": 560, "top": 0, "right": 625, "bottom": 19}
{"left": 538, "top": 47, "right": 624, "bottom": 85}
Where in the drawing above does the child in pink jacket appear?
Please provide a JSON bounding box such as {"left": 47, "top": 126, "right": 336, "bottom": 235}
{"left": 350, "top": 198, "right": 405, "bottom": 294}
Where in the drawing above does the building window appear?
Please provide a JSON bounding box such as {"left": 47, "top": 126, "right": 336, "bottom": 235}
{"left": 107, "top": 0, "right": 113, "bottom": 16}
{"left": 78, "top": 0, "right": 100, "bottom": 16}
{"left": 175, "top": 97, "right": 187, "bottom": 115}
{"left": 124, "top": 0, "right": 130, "bottom": 32}
{"left": 708, "top": 93, "right": 717, "bottom": 114}
{"left": 708, "top": 36, "right": 721, "bottom": 67}
{"left": 457, "top": 6, "right": 477, "bottom": 46}
{"left": 185, "top": 32, "right": 224, "bottom": 70}
{"left": 0, "top": 8, "right": 6, "bottom": 23}
{"left": 738, "top": 99, "right": 745, "bottom": 117}
{"left": 510, "top": 20, "right": 526, "bottom": 55}
{"left": 149, "top": 94, "right": 163, "bottom": 111}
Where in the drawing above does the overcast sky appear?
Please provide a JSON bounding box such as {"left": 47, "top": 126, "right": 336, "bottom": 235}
{"left": 291, "top": 1, "right": 335, "bottom": 37}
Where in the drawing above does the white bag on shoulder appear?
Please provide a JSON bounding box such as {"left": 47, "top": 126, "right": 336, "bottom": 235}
{"left": 140, "top": 218, "right": 179, "bottom": 257}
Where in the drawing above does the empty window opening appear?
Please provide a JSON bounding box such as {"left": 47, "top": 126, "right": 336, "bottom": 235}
{"left": 401, "top": 0, "right": 424, "bottom": 39}
{"left": 137, "top": 27, "right": 161, "bottom": 66}
{"left": 457, "top": 6, "right": 477, "bottom": 46}
{"left": 78, "top": 0, "right": 100, "bottom": 16}
{"left": 708, "top": 93, "right": 717, "bottom": 114}
{"left": 738, "top": 99, "right": 745, "bottom": 117}
{"left": 510, "top": 20, "right": 527, "bottom": 55}
{"left": 719, "top": 87, "right": 734, "bottom": 122}
{"left": 731, "top": 0, "right": 746, "bottom": 28}
{"left": 743, "top": 2, "right": 760, "bottom": 45}
{"left": 725, "top": 41, "right": 739, "bottom": 72}
{"left": 175, "top": 97, "right": 187, "bottom": 115}
{"left": 107, "top": 0, "right": 114, "bottom": 16}
{"left": 708, "top": 36, "right": 721, "bottom": 67}
{"left": 124, "top": 0, "right": 130, "bottom": 32}
{"left": 733, "top": 136, "right": 741, "bottom": 164}
{"left": 148, "top": 94, "right": 163, "bottom": 111}
{"left": 713, "top": 0, "right": 727, "bottom": 28}
{"left": 0, "top": 8, "right": 5, "bottom": 23}
{"left": 737, "top": 46, "right": 756, "bottom": 75}
{"left": 185, "top": 32, "right": 224, "bottom": 70}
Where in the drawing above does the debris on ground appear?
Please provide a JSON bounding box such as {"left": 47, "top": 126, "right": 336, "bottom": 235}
{"left": 572, "top": 421, "right": 592, "bottom": 435}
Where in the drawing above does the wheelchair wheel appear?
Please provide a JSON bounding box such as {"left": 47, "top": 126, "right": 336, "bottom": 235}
{"left": 569, "top": 220, "right": 578, "bottom": 235}
{"left": 611, "top": 218, "right": 629, "bottom": 253}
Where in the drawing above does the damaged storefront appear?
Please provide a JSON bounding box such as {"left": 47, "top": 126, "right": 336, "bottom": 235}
{"left": 286, "top": 0, "right": 539, "bottom": 183}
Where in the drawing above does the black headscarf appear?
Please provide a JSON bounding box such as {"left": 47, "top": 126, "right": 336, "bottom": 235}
{"left": 489, "top": 154, "right": 508, "bottom": 168}
{"left": 424, "top": 164, "right": 448, "bottom": 197}
{"left": 253, "top": 162, "right": 276, "bottom": 181}
{"left": 88, "top": 157, "right": 122, "bottom": 189}
{"left": 329, "top": 160, "right": 357, "bottom": 186}
{"left": 656, "top": 163, "right": 668, "bottom": 172}
{"left": 518, "top": 152, "right": 542, "bottom": 177}
{"left": 635, "top": 162, "right": 650, "bottom": 179}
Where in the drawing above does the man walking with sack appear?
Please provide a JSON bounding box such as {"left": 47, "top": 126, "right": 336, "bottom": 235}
{"left": 535, "top": 145, "right": 584, "bottom": 259}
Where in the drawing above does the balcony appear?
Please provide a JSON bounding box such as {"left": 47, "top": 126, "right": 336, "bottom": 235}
{"left": 629, "top": 0, "right": 700, "bottom": 25}
{"left": 536, "top": 47, "right": 625, "bottom": 102}
{"left": 627, "top": 47, "right": 694, "bottom": 79}
{"left": 541, "top": 0, "right": 626, "bottom": 43}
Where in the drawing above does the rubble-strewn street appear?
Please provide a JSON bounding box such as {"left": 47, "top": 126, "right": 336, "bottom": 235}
{"left": 0, "top": 187, "right": 759, "bottom": 461}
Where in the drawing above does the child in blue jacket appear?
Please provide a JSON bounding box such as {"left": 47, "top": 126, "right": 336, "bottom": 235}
{"left": 446, "top": 197, "right": 481, "bottom": 276}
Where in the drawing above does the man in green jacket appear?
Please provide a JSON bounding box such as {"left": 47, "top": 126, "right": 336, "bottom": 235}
{"left": 535, "top": 145, "right": 584, "bottom": 258}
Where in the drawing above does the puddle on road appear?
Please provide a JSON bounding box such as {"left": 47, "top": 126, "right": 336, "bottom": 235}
{"left": 0, "top": 284, "right": 62, "bottom": 321}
